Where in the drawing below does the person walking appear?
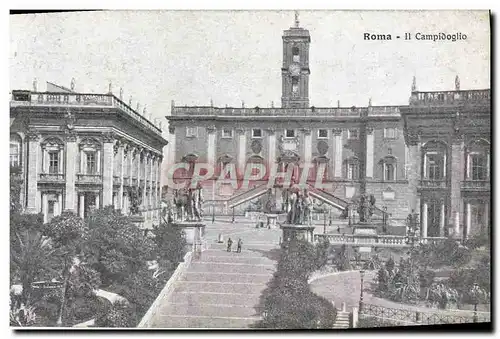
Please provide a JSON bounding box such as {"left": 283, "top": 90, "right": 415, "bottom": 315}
{"left": 237, "top": 238, "right": 243, "bottom": 253}
{"left": 227, "top": 237, "right": 233, "bottom": 252}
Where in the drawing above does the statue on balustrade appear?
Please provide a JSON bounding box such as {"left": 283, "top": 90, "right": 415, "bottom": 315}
{"left": 129, "top": 186, "right": 143, "bottom": 215}
{"left": 302, "top": 189, "right": 313, "bottom": 225}
{"left": 189, "top": 184, "right": 204, "bottom": 221}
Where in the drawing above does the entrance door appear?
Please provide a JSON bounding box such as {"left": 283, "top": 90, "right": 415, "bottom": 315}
{"left": 427, "top": 200, "right": 442, "bottom": 237}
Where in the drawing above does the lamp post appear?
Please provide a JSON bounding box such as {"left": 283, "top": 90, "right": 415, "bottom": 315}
{"left": 231, "top": 207, "right": 235, "bottom": 223}
{"left": 323, "top": 210, "right": 327, "bottom": 234}
{"left": 359, "top": 270, "right": 365, "bottom": 313}
{"left": 471, "top": 282, "right": 480, "bottom": 323}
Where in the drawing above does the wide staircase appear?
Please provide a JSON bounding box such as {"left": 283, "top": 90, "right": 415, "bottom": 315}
{"left": 149, "top": 222, "right": 281, "bottom": 329}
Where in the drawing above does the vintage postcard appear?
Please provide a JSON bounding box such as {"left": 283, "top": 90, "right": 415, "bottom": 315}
{"left": 9, "top": 10, "right": 491, "bottom": 330}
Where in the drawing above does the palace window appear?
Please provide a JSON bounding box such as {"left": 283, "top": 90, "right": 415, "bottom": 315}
{"left": 384, "top": 128, "right": 397, "bottom": 139}
{"left": 186, "top": 126, "right": 198, "bottom": 138}
{"left": 381, "top": 155, "right": 397, "bottom": 181}
{"left": 318, "top": 129, "right": 328, "bottom": 139}
{"left": 427, "top": 155, "right": 443, "bottom": 180}
{"left": 422, "top": 141, "right": 447, "bottom": 181}
{"left": 470, "top": 154, "right": 488, "bottom": 180}
{"left": 10, "top": 136, "right": 21, "bottom": 168}
{"left": 222, "top": 128, "right": 233, "bottom": 138}
{"left": 348, "top": 129, "right": 359, "bottom": 140}
{"left": 86, "top": 151, "right": 97, "bottom": 174}
{"left": 292, "top": 77, "right": 299, "bottom": 94}
{"left": 285, "top": 129, "right": 295, "bottom": 138}
{"left": 252, "top": 128, "right": 262, "bottom": 138}
{"left": 345, "top": 157, "right": 360, "bottom": 180}
{"left": 292, "top": 47, "right": 300, "bottom": 62}
{"left": 48, "top": 151, "right": 60, "bottom": 174}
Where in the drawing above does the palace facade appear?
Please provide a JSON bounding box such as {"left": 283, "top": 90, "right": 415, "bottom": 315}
{"left": 166, "top": 17, "right": 491, "bottom": 239}
{"left": 10, "top": 81, "right": 168, "bottom": 228}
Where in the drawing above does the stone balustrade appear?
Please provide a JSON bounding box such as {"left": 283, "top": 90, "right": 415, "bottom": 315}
{"left": 410, "top": 89, "right": 490, "bottom": 106}
{"left": 10, "top": 91, "right": 162, "bottom": 136}
{"left": 76, "top": 173, "right": 102, "bottom": 184}
{"left": 314, "top": 234, "right": 449, "bottom": 248}
{"left": 38, "top": 173, "right": 65, "bottom": 182}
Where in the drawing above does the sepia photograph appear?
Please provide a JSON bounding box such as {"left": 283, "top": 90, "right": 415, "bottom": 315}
{"left": 9, "top": 9, "right": 491, "bottom": 330}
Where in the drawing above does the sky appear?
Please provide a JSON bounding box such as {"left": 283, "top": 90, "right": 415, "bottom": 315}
{"left": 10, "top": 10, "right": 490, "bottom": 129}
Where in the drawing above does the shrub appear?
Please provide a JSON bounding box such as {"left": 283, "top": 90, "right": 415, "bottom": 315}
{"left": 95, "top": 301, "right": 137, "bottom": 328}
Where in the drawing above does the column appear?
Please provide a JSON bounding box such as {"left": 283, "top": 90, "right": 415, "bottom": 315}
{"left": 404, "top": 145, "right": 409, "bottom": 179}
{"left": 149, "top": 155, "right": 154, "bottom": 218}
{"left": 56, "top": 193, "right": 63, "bottom": 217}
{"left": 96, "top": 149, "right": 101, "bottom": 173}
{"left": 207, "top": 126, "right": 216, "bottom": 168}
{"left": 143, "top": 153, "right": 148, "bottom": 212}
{"left": 168, "top": 125, "right": 176, "bottom": 167}
{"left": 303, "top": 128, "right": 312, "bottom": 165}
{"left": 267, "top": 128, "right": 276, "bottom": 174}
{"left": 157, "top": 159, "right": 162, "bottom": 220}
{"left": 42, "top": 193, "right": 48, "bottom": 223}
{"left": 117, "top": 142, "right": 125, "bottom": 210}
{"left": 484, "top": 201, "right": 489, "bottom": 232}
{"left": 333, "top": 129, "right": 343, "bottom": 178}
{"left": 65, "top": 133, "right": 78, "bottom": 212}
{"left": 136, "top": 149, "right": 142, "bottom": 184}
{"left": 43, "top": 147, "right": 48, "bottom": 173}
{"left": 440, "top": 202, "right": 445, "bottom": 237}
{"left": 26, "top": 132, "right": 40, "bottom": 213}
{"left": 407, "top": 140, "right": 422, "bottom": 213}
{"left": 466, "top": 202, "right": 472, "bottom": 238}
{"left": 95, "top": 193, "right": 100, "bottom": 209}
{"left": 422, "top": 201, "right": 428, "bottom": 238}
{"left": 236, "top": 128, "right": 246, "bottom": 174}
{"left": 450, "top": 140, "right": 463, "bottom": 235}
{"left": 79, "top": 193, "right": 85, "bottom": 218}
{"left": 102, "top": 133, "right": 114, "bottom": 207}
{"left": 366, "top": 128, "right": 374, "bottom": 178}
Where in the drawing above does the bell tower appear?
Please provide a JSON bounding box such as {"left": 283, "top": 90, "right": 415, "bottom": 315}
{"left": 281, "top": 12, "right": 311, "bottom": 108}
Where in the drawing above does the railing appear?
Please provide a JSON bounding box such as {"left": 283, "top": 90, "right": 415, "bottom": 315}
{"left": 227, "top": 183, "right": 269, "bottom": 209}
{"left": 171, "top": 105, "right": 401, "bottom": 118}
{"left": 461, "top": 180, "right": 490, "bottom": 190}
{"left": 314, "top": 234, "right": 448, "bottom": 248}
{"left": 76, "top": 173, "right": 102, "bottom": 184}
{"left": 10, "top": 91, "right": 162, "bottom": 136}
{"left": 410, "top": 89, "right": 490, "bottom": 106}
{"left": 361, "top": 303, "right": 490, "bottom": 325}
{"left": 113, "top": 176, "right": 121, "bottom": 186}
{"left": 419, "top": 179, "right": 447, "bottom": 188}
{"left": 38, "top": 173, "right": 65, "bottom": 182}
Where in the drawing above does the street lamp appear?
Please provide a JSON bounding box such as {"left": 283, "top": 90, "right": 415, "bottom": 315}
{"left": 471, "top": 282, "right": 480, "bottom": 323}
{"left": 359, "top": 270, "right": 365, "bottom": 313}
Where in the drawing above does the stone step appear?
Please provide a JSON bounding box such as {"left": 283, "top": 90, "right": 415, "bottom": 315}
{"left": 150, "top": 314, "right": 260, "bottom": 329}
{"left": 189, "top": 262, "right": 275, "bottom": 275}
{"left": 175, "top": 281, "right": 267, "bottom": 295}
{"left": 158, "top": 303, "right": 259, "bottom": 318}
{"left": 181, "top": 272, "right": 273, "bottom": 284}
{"left": 168, "top": 291, "right": 261, "bottom": 306}
{"left": 201, "top": 255, "right": 276, "bottom": 265}
{"left": 201, "top": 248, "right": 279, "bottom": 258}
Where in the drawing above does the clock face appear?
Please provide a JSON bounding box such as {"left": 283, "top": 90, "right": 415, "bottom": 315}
{"left": 288, "top": 63, "right": 301, "bottom": 76}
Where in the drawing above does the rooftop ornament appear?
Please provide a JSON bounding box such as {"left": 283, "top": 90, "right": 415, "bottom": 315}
{"left": 70, "top": 78, "right": 76, "bottom": 91}
{"left": 411, "top": 76, "right": 417, "bottom": 92}
{"left": 455, "top": 75, "right": 460, "bottom": 91}
{"left": 294, "top": 10, "right": 300, "bottom": 28}
{"left": 33, "top": 78, "right": 37, "bottom": 92}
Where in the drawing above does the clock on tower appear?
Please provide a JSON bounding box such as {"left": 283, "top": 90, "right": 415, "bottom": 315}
{"left": 281, "top": 12, "right": 310, "bottom": 109}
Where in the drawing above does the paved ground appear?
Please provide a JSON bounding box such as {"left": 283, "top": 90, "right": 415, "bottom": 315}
{"left": 149, "top": 217, "right": 281, "bottom": 329}
{"left": 310, "top": 271, "right": 490, "bottom": 317}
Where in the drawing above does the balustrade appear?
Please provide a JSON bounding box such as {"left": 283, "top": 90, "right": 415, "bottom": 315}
{"left": 76, "top": 173, "right": 102, "bottom": 184}
{"left": 39, "top": 173, "right": 65, "bottom": 182}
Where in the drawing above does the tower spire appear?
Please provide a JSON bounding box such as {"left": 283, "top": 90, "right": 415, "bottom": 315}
{"left": 294, "top": 11, "right": 300, "bottom": 28}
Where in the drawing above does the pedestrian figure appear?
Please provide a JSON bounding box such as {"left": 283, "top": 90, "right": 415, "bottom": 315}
{"left": 237, "top": 239, "right": 243, "bottom": 253}
{"left": 227, "top": 237, "right": 233, "bottom": 252}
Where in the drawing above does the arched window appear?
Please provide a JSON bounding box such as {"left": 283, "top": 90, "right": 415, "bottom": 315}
{"left": 466, "top": 139, "right": 490, "bottom": 180}
{"left": 292, "top": 77, "right": 299, "bottom": 94}
{"left": 217, "top": 154, "right": 234, "bottom": 179}
{"left": 344, "top": 156, "right": 360, "bottom": 180}
{"left": 380, "top": 155, "right": 397, "bottom": 181}
{"left": 41, "top": 137, "right": 65, "bottom": 174}
{"left": 10, "top": 134, "right": 22, "bottom": 168}
{"left": 292, "top": 46, "right": 300, "bottom": 62}
{"left": 79, "top": 137, "right": 101, "bottom": 174}
{"left": 422, "top": 140, "right": 447, "bottom": 180}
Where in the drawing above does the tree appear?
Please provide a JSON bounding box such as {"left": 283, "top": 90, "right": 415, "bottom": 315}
{"left": 255, "top": 239, "right": 336, "bottom": 329}
{"left": 152, "top": 221, "right": 187, "bottom": 265}
{"left": 83, "top": 207, "right": 156, "bottom": 286}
